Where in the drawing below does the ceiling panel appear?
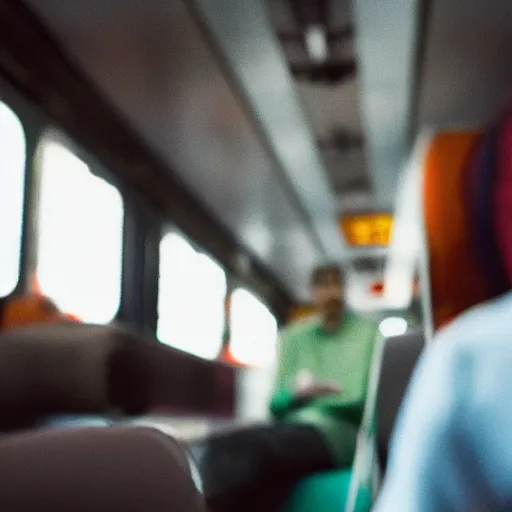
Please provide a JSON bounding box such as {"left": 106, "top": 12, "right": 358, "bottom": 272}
{"left": 296, "top": 81, "right": 368, "bottom": 197}
{"left": 25, "top": 0, "right": 323, "bottom": 300}
{"left": 420, "top": 0, "right": 512, "bottom": 128}
{"left": 193, "top": 0, "right": 345, "bottom": 259}
{"left": 267, "top": 0, "right": 371, "bottom": 210}
{"left": 352, "top": 0, "right": 421, "bottom": 206}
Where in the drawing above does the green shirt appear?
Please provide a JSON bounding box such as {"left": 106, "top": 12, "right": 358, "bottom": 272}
{"left": 269, "top": 312, "right": 379, "bottom": 466}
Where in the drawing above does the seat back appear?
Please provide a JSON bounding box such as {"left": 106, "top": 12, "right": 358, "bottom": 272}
{"left": 0, "top": 323, "right": 153, "bottom": 430}
{"left": 376, "top": 329, "right": 424, "bottom": 472}
{"left": 423, "top": 131, "right": 491, "bottom": 331}
{"left": 0, "top": 426, "right": 205, "bottom": 511}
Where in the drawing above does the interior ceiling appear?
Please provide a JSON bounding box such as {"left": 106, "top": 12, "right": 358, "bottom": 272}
{"left": 419, "top": 0, "right": 512, "bottom": 128}
{"left": 24, "top": 0, "right": 325, "bottom": 301}
{"left": 22, "top": 0, "right": 427, "bottom": 306}
{"left": 192, "top": 0, "right": 422, "bottom": 310}
{"left": 192, "top": 0, "right": 345, "bottom": 260}
{"left": 267, "top": 0, "right": 371, "bottom": 208}
{"left": 352, "top": 0, "right": 422, "bottom": 206}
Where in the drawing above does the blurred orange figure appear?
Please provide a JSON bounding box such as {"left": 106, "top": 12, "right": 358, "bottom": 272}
{"left": 0, "top": 274, "right": 79, "bottom": 331}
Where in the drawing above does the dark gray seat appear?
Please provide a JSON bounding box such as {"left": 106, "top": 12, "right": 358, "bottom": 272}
{"left": 376, "top": 329, "right": 425, "bottom": 472}
{"left": 0, "top": 323, "right": 154, "bottom": 430}
{"left": 0, "top": 426, "right": 205, "bottom": 511}
{"left": 0, "top": 323, "right": 208, "bottom": 509}
{"left": 0, "top": 321, "right": 235, "bottom": 431}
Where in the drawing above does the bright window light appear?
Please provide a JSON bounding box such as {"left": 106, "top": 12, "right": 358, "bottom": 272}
{"left": 379, "top": 317, "right": 408, "bottom": 338}
{"left": 37, "top": 141, "right": 124, "bottom": 323}
{"left": 230, "top": 288, "right": 277, "bottom": 367}
{"left": 0, "top": 102, "right": 26, "bottom": 297}
{"left": 157, "top": 232, "right": 227, "bottom": 359}
{"left": 305, "top": 25, "right": 328, "bottom": 62}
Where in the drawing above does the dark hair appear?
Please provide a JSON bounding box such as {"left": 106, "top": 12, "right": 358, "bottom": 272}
{"left": 310, "top": 264, "right": 344, "bottom": 286}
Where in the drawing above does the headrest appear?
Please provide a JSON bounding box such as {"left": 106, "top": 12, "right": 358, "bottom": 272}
{"left": 423, "top": 131, "right": 491, "bottom": 330}
{"left": 0, "top": 323, "right": 153, "bottom": 426}
{"left": 0, "top": 427, "right": 205, "bottom": 511}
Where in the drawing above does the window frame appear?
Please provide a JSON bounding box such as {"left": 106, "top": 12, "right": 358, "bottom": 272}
{"left": 34, "top": 130, "right": 125, "bottom": 323}
{"left": 0, "top": 80, "right": 285, "bottom": 338}
{"left": 0, "top": 100, "right": 28, "bottom": 299}
{"left": 157, "top": 229, "right": 228, "bottom": 360}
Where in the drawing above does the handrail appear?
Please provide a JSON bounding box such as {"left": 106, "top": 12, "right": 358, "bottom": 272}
{"left": 344, "top": 333, "right": 385, "bottom": 512}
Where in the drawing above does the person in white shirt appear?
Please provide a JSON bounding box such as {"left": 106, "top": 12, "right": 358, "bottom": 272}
{"left": 375, "top": 291, "right": 512, "bottom": 511}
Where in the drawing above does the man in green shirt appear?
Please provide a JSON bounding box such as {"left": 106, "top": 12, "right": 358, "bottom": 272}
{"left": 192, "top": 264, "right": 378, "bottom": 512}
{"left": 270, "top": 264, "right": 379, "bottom": 466}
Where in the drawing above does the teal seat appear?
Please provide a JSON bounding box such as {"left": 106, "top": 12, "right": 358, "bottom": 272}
{"left": 282, "top": 470, "right": 351, "bottom": 512}
{"left": 282, "top": 469, "right": 371, "bottom": 512}
{"left": 282, "top": 469, "right": 372, "bottom": 512}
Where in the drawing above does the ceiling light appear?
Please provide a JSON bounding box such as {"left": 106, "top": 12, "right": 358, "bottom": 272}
{"left": 379, "top": 317, "right": 408, "bottom": 338}
{"left": 305, "top": 25, "right": 328, "bottom": 62}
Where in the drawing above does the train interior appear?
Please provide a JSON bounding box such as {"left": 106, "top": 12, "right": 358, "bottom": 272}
{"left": 1, "top": 0, "right": 512, "bottom": 509}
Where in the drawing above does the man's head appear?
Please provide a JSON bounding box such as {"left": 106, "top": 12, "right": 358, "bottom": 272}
{"left": 311, "top": 264, "right": 344, "bottom": 320}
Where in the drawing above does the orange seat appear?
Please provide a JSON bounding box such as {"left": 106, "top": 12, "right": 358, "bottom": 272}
{"left": 423, "top": 131, "right": 491, "bottom": 331}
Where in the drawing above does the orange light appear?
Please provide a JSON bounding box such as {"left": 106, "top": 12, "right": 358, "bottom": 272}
{"left": 340, "top": 213, "right": 393, "bottom": 247}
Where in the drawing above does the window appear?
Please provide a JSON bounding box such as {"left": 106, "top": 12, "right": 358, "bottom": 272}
{"left": 0, "top": 102, "right": 26, "bottom": 297}
{"left": 158, "top": 232, "right": 227, "bottom": 359}
{"left": 230, "top": 288, "right": 277, "bottom": 366}
{"left": 36, "top": 140, "right": 123, "bottom": 323}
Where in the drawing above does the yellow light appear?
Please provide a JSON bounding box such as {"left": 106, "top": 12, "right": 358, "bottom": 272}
{"left": 340, "top": 213, "right": 393, "bottom": 247}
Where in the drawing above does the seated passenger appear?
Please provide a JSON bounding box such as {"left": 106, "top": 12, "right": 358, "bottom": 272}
{"left": 192, "top": 264, "right": 378, "bottom": 512}
{"left": 0, "top": 293, "right": 77, "bottom": 332}
{"left": 374, "top": 292, "right": 512, "bottom": 511}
